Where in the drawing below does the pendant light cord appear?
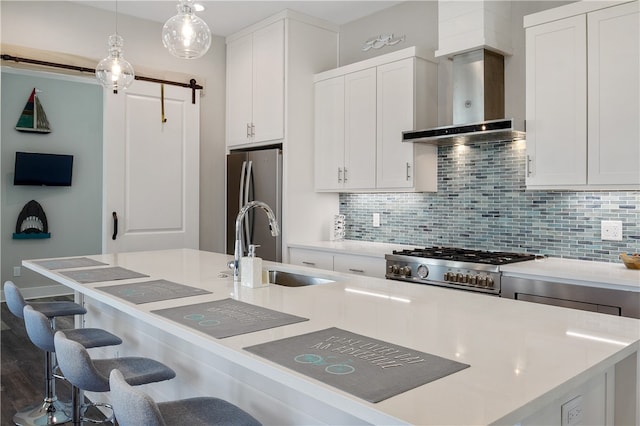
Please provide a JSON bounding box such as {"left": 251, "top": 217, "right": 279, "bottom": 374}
{"left": 115, "top": 0, "right": 119, "bottom": 35}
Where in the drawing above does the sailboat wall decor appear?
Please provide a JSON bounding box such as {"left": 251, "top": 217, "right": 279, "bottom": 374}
{"left": 16, "top": 88, "right": 51, "bottom": 133}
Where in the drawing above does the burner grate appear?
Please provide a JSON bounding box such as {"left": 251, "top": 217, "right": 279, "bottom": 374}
{"left": 392, "top": 246, "right": 536, "bottom": 265}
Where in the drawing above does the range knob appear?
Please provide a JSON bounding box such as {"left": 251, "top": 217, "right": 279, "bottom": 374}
{"left": 468, "top": 275, "right": 478, "bottom": 285}
{"left": 486, "top": 277, "right": 495, "bottom": 288}
{"left": 417, "top": 264, "right": 429, "bottom": 279}
{"left": 477, "top": 276, "right": 487, "bottom": 286}
{"left": 400, "top": 266, "right": 412, "bottom": 277}
{"left": 456, "top": 273, "right": 464, "bottom": 282}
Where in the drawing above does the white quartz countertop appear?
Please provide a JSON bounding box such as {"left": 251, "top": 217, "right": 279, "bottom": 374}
{"left": 502, "top": 257, "right": 640, "bottom": 291}
{"left": 290, "top": 240, "right": 640, "bottom": 291}
{"left": 288, "top": 240, "right": 414, "bottom": 258}
{"left": 24, "top": 249, "right": 640, "bottom": 425}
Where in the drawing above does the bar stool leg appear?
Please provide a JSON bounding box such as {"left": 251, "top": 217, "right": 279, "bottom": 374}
{"left": 71, "top": 385, "right": 82, "bottom": 426}
{"left": 13, "top": 321, "right": 72, "bottom": 426}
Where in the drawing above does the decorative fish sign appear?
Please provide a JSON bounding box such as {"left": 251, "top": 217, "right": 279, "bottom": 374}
{"left": 13, "top": 200, "right": 51, "bottom": 239}
{"left": 362, "top": 34, "right": 406, "bottom": 51}
{"left": 16, "top": 88, "right": 51, "bottom": 133}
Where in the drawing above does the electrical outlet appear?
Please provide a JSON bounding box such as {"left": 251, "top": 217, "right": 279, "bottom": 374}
{"left": 13, "top": 266, "right": 21, "bottom": 277}
{"left": 601, "top": 220, "right": 623, "bottom": 241}
{"left": 561, "top": 395, "right": 583, "bottom": 426}
{"left": 372, "top": 213, "right": 380, "bottom": 227}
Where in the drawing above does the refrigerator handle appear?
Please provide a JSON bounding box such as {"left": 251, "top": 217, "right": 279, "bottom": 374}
{"left": 243, "top": 161, "right": 253, "bottom": 251}
{"left": 238, "top": 161, "right": 247, "bottom": 256}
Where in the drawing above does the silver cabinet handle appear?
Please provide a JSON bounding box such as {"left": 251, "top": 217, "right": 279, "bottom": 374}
{"left": 338, "top": 167, "right": 343, "bottom": 183}
{"left": 302, "top": 261, "right": 316, "bottom": 266}
{"left": 348, "top": 268, "right": 365, "bottom": 273}
{"left": 406, "top": 162, "right": 411, "bottom": 181}
{"left": 246, "top": 123, "right": 251, "bottom": 138}
{"left": 526, "top": 155, "right": 533, "bottom": 177}
{"left": 251, "top": 123, "right": 255, "bottom": 137}
{"left": 344, "top": 168, "right": 348, "bottom": 182}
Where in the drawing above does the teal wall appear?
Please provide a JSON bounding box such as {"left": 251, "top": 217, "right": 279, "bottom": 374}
{"left": 1, "top": 69, "right": 103, "bottom": 288}
{"left": 340, "top": 141, "right": 639, "bottom": 263}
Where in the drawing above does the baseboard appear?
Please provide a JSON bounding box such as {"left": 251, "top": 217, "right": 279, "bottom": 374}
{"left": 0, "top": 284, "right": 73, "bottom": 303}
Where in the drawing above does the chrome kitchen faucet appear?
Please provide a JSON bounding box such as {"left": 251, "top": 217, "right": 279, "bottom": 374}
{"left": 231, "top": 200, "right": 280, "bottom": 281}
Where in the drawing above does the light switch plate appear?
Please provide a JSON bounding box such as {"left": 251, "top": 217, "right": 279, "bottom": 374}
{"left": 372, "top": 213, "right": 380, "bottom": 227}
{"left": 561, "top": 395, "right": 583, "bottom": 426}
{"left": 601, "top": 220, "right": 623, "bottom": 241}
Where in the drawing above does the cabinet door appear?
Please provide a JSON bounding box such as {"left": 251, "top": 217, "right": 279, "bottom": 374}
{"left": 344, "top": 68, "right": 377, "bottom": 190}
{"left": 252, "top": 20, "right": 285, "bottom": 143}
{"left": 333, "top": 254, "right": 386, "bottom": 278}
{"left": 587, "top": 2, "right": 640, "bottom": 185}
{"left": 226, "top": 33, "right": 253, "bottom": 147}
{"left": 525, "top": 15, "right": 587, "bottom": 187}
{"left": 376, "top": 58, "right": 416, "bottom": 189}
{"left": 288, "top": 248, "right": 334, "bottom": 271}
{"left": 314, "top": 76, "right": 345, "bottom": 190}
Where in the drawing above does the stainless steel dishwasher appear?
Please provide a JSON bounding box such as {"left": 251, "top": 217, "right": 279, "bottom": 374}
{"left": 502, "top": 276, "right": 640, "bottom": 319}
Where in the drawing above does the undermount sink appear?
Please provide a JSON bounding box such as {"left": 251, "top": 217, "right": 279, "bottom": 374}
{"left": 267, "top": 270, "right": 335, "bottom": 287}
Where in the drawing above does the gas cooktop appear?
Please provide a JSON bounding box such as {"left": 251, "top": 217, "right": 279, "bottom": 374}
{"left": 391, "top": 246, "right": 537, "bottom": 265}
{"left": 385, "top": 247, "right": 539, "bottom": 294}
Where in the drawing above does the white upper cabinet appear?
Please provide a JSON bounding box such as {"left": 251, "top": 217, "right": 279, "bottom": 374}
{"left": 587, "top": 2, "right": 639, "bottom": 185}
{"left": 525, "top": 1, "right": 639, "bottom": 189}
{"left": 314, "top": 76, "right": 345, "bottom": 190}
{"left": 314, "top": 47, "right": 438, "bottom": 192}
{"left": 376, "top": 58, "right": 437, "bottom": 190}
{"left": 344, "top": 68, "right": 377, "bottom": 190}
{"left": 315, "top": 68, "right": 376, "bottom": 191}
{"left": 226, "top": 20, "right": 284, "bottom": 147}
{"left": 525, "top": 15, "right": 587, "bottom": 187}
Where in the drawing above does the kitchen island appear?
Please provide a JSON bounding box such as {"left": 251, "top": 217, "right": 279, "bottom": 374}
{"left": 24, "top": 249, "right": 639, "bottom": 425}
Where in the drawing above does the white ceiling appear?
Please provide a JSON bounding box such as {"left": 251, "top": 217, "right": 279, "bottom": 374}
{"left": 74, "top": 1, "right": 402, "bottom": 37}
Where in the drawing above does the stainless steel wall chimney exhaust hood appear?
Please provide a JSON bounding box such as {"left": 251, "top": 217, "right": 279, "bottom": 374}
{"left": 403, "top": 49, "right": 525, "bottom": 145}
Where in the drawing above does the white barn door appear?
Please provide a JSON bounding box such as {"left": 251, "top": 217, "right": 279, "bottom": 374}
{"left": 103, "top": 80, "right": 199, "bottom": 253}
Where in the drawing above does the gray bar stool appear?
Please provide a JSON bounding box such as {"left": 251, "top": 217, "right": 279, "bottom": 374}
{"left": 23, "top": 305, "right": 123, "bottom": 423}
{"left": 54, "top": 331, "right": 177, "bottom": 426}
{"left": 109, "top": 369, "right": 262, "bottom": 426}
{"left": 4, "top": 280, "right": 89, "bottom": 426}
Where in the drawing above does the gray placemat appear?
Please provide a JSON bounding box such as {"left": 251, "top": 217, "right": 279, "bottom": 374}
{"left": 33, "top": 257, "right": 108, "bottom": 270}
{"left": 96, "top": 280, "right": 212, "bottom": 304}
{"left": 61, "top": 267, "right": 148, "bottom": 284}
{"left": 151, "top": 299, "right": 308, "bottom": 339}
{"left": 244, "top": 327, "right": 470, "bottom": 403}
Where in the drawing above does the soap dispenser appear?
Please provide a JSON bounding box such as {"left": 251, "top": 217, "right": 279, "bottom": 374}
{"left": 241, "top": 244, "right": 264, "bottom": 288}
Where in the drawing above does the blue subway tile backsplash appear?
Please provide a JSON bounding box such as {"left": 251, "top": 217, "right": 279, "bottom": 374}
{"left": 340, "top": 141, "right": 639, "bottom": 262}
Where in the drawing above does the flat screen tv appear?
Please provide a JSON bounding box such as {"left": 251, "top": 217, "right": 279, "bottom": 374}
{"left": 14, "top": 151, "right": 74, "bottom": 186}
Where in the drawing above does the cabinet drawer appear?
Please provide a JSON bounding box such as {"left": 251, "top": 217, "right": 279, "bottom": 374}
{"left": 288, "top": 248, "right": 333, "bottom": 271}
{"left": 333, "top": 254, "right": 385, "bottom": 278}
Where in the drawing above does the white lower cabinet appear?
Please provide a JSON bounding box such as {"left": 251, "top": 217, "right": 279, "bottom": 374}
{"left": 288, "top": 248, "right": 334, "bottom": 271}
{"left": 333, "top": 253, "right": 386, "bottom": 278}
{"left": 289, "top": 247, "right": 385, "bottom": 278}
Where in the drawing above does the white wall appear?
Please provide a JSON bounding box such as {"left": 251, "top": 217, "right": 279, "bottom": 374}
{"left": 0, "top": 1, "right": 228, "bottom": 262}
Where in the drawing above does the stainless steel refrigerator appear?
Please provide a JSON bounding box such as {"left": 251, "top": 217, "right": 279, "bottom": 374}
{"left": 226, "top": 147, "right": 282, "bottom": 262}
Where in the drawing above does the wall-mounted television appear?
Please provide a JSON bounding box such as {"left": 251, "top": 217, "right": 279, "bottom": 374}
{"left": 14, "top": 151, "right": 74, "bottom": 186}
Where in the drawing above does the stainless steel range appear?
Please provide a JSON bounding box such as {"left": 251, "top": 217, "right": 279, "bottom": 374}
{"left": 385, "top": 247, "right": 538, "bottom": 295}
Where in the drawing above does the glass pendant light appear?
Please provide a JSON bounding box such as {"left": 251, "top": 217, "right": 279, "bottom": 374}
{"left": 162, "top": 0, "right": 211, "bottom": 59}
{"left": 96, "top": 34, "right": 135, "bottom": 93}
{"left": 95, "top": 1, "right": 134, "bottom": 93}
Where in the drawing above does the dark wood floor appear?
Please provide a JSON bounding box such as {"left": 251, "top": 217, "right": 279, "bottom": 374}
{"left": 1, "top": 297, "right": 112, "bottom": 426}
